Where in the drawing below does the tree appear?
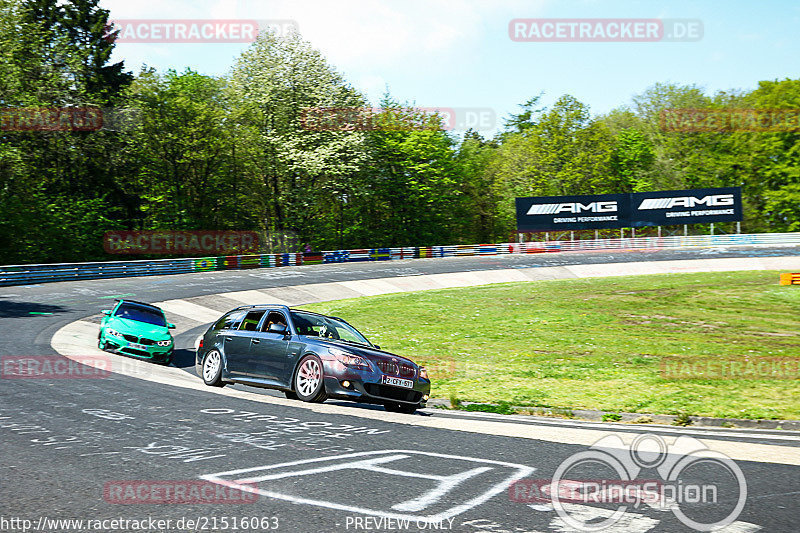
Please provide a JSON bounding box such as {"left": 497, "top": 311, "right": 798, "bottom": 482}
{"left": 228, "top": 28, "right": 369, "bottom": 249}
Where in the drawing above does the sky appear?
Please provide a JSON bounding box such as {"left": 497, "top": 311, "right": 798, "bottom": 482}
{"left": 100, "top": 0, "right": 800, "bottom": 135}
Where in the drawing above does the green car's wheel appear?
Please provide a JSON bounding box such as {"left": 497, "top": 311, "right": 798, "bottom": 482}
{"left": 294, "top": 354, "right": 327, "bottom": 403}
{"left": 201, "top": 350, "right": 224, "bottom": 387}
{"left": 97, "top": 331, "right": 106, "bottom": 350}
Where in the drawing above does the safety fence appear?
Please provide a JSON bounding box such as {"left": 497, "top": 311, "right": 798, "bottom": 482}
{"left": 1, "top": 232, "right": 799, "bottom": 287}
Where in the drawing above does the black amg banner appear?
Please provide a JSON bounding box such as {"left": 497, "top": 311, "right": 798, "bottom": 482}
{"left": 630, "top": 187, "right": 743, "bottom": 226}
{"left": 516, "top": 188, "right": 742, "bottom": 231}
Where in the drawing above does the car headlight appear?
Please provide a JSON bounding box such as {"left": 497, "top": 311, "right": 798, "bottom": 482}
{"left": 330, "top": 348, "right": 371, "bottom": 370}
{"left": 106, "top": 329, "right": 123, "bottom": 338}
{"left": 419, "top": 366, "right": 429, "bottom": 380}
{"left": 156, "top": 340, "right": 172, "bottom": 347}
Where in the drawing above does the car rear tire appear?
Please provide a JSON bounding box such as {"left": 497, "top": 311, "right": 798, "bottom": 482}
{"left": 294, "top": 354, "right": 327, "bottom": 403}
{"left": 201, "top": 350, "right": 224, "bottom": 387}
{"left": 384, "top": 401, "right": 418, "bottom": 414}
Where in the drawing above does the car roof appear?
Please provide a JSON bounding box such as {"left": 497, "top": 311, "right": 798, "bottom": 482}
{"left": 230, "top": 305, "right": 337, "bottom": 320}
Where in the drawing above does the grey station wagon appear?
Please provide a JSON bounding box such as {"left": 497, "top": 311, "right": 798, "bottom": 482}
{"left": 196, "top": 305, "right": 431, "bottom": 413}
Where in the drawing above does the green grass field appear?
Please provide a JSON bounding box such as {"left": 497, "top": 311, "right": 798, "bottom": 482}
{"left": 301, "top": 270, "right": 800, "bottom": 420}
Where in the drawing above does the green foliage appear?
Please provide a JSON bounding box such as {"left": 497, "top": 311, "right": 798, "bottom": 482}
{"left": 1, "top": 2, "right": 798, "bottom": 263}
{"left": 602, "top": 413, "right": 623, "bottom": 422}
{"left": 462, "top": 401, "right": 516, "bottom": 415}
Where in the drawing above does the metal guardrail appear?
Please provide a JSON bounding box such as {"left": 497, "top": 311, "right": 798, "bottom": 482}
{"left": 1, "top": 233, "right": 799, "bottom": 287}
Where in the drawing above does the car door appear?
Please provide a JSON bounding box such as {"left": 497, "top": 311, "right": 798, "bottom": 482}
{"left": 248, "top": 310, "right": 291, "bottom": 382}
{"left": 224, "top": 309, "right": 265, "bottom": 376}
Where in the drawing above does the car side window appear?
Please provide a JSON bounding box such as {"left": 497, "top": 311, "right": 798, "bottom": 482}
{"left": 260, "top": 311, "right": 288, "bottom": 332}
{"left": 215, "top": 310, "right": 246, "bottom": 331}
{"left": 238, "top": 310, "right": 266, "bottom": 332}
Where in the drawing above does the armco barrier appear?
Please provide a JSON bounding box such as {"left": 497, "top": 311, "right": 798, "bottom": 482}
{"left": 1, "top": 233, "right": 799, "bottom": 287}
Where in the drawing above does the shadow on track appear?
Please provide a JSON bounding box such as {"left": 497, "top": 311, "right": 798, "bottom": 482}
{"left": 0, "top": 300, "right": 68, "bottom": 318}
{"left": 171, "top": 347, "right": 197, "bottom": 369}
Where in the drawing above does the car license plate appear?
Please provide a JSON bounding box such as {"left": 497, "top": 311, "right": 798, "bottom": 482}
{"left": 128, "top": 342, "right": 147, "bottom": 351}
{"left": 381, "top": 375, "right": 413, "bottom": 389}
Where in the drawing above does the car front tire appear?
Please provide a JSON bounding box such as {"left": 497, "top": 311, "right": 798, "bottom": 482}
{"left": 201, "top": 350, "right": 224, "bottom": 387}
{"left": 294, "top": 354, "right": 327, "bottom": 403}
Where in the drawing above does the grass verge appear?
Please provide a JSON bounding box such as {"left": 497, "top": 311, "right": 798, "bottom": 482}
{"left": 300, "top": 270, "right": 800, "bottom": 420}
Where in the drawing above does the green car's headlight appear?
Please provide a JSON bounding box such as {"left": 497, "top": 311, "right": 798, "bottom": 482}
{"left": 107, "top": 329, "right": 124, "bottom": 338}
{"left": 156, "top": 340, "right": 172, "bottom": 347}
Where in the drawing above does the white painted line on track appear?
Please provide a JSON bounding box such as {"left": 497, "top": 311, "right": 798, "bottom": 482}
{"left": 222, "top": 290, "right": 293, "bottom": 306}
{"left": 158, "top": 299, "right": 222, "bottom": 324}
{"left": 429, "top": 408, "right": 800, "bottom": 442}
{"left": 200, "top": 450, "right": 533, "bottom": 524}
{"left": 338, "top": 278, "right": 405, "bottom": 296}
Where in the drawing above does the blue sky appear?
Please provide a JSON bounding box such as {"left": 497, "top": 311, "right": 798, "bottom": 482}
{"left": 102, "top": 0, "right": 800, "bottom": 134}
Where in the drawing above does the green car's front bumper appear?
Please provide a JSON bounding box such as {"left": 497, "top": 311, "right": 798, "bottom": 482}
{"left": 99, "top": 330, "right": 173, "bottom": 362}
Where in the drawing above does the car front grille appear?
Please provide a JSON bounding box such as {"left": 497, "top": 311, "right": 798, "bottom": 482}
{"left": 122, "top": 348, "right": 151, "bottom": 357}
{"left": 364, "top": 384, "right": 422, "bottom": 403}
{"left": 139, "top": 338, "right": 156, "bottom": 346}
{"left": 122, "top": 334, "right": 138, "bottom": 342}
{"left": 375, "top": 361, "right": 399, "bottom": 375}
{"left": 399, "top": 364, "right": 416, "bottom": 378}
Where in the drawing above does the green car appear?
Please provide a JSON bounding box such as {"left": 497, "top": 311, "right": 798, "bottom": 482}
{"left": 98, "top": 299, "right": 176, "bottom": 365}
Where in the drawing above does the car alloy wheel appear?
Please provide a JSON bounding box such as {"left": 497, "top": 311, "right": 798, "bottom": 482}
{"left": 294, "top": 354, "right": 327, "bottom": 403}
{"left": 202, "top": 350, "right": 224, "bottom": 387}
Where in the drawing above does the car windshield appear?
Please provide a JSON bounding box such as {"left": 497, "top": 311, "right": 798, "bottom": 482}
{"left": 290, "top": 311, "right": 371, "bottom": 346}
{"left": 114, "top": 304, "right": 166, "bottom": 327}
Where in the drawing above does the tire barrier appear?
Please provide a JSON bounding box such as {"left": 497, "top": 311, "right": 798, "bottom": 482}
{"left": 2, "top": 232, "right": 799, "bottom": 287}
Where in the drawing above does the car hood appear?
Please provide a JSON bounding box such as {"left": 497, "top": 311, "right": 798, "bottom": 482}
{"left": 317, "top": 339, "right": 417, "bottom": 367}
{"left": 106, "top": 316, "right": 171, "bottom": 339}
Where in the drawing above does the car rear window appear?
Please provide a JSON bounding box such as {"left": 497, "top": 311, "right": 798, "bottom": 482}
{"left": 114, "top": 304, "right": 166, "bottom": 327}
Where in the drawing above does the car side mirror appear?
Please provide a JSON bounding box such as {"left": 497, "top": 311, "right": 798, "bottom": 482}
{"left": 168, "top": 323, "right": 176, "bottom": 329}
{"left": 269, "top": 323, "right": 288, "bottom": 334}
{"left": 373, "top": 344, "right": 381, "bottom": 350}
{"left": 102, "top": 309, "right": 111, "bottom": 315}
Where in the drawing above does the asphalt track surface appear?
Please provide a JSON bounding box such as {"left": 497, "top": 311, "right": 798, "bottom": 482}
{"left": 2, "top": 246, "right": 800, "bottom": 533}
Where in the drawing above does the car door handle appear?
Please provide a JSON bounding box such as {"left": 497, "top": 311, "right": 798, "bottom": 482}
{"left": 224, "top": 336, "right": 232, "bottom": 341}
{"left": 251, "top": 339, "right": 260, "bottom": 344}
